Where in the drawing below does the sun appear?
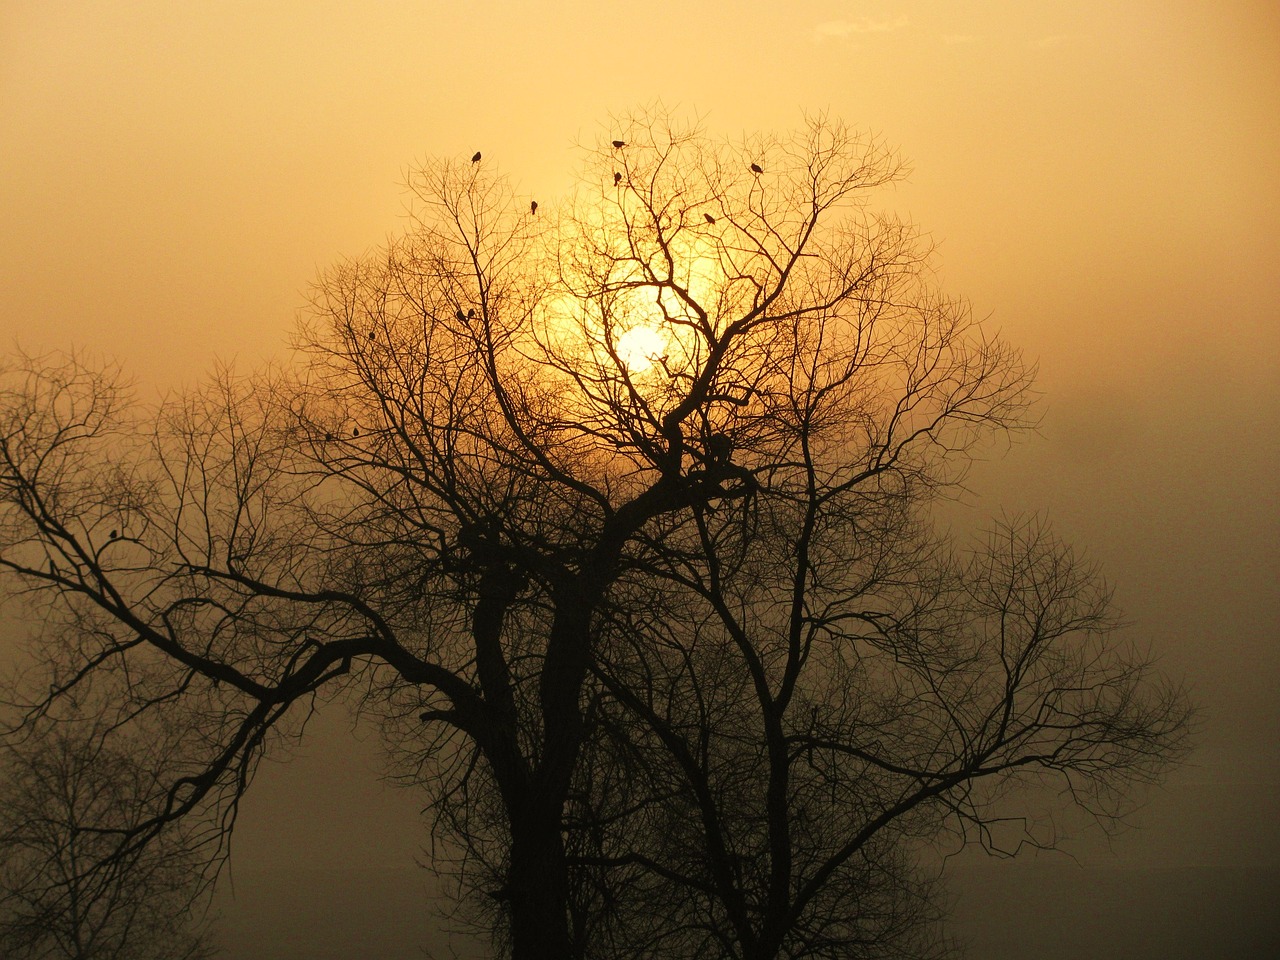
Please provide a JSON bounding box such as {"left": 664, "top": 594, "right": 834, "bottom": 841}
{"left": 615, "top": 325, "right": 667, "bottom": 373}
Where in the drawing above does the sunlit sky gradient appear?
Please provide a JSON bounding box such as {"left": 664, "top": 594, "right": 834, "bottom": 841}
{"left": 3, "top": 2, "right": 1277, "bottom": 957}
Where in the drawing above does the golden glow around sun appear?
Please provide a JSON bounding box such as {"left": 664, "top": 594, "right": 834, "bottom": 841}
{"left": 615, "top": 324, "right": 667, "bottom": 373}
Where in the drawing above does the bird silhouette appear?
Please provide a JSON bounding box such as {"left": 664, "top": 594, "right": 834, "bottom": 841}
{"left": 467, "top": 308, "right": 476, "bottom": 319}
{"left": 456, "top": 308, "right": 466, "bottom": 323}
{"left": 706, "top": 433, "right": 733, "bottom": 462}
{"left": 530, "top": 200, "right": 538, "bottom": 215}
{"left": 750, "top": 162, "right": 763, "bottom": 174}
{"left": 613, "top": 171, "right": 622, "bottom": 185}
{"left": 352, "top": 427, "right": 360, "bottom": 438}
{"left": 109, "top": 529, "right": 118, "bottom": 539}
{"left": 612, "top": 140, "right": 626, "bottom": 148}
{"left": 368, "top": 330, "right": 376, "bottom": 340}
{"left": 704, "top": 213, "right": 716, "bottom": 224}
{"left": 471, "top": 151, "right": 482, "bottom": 163}
{"left": 325, "top": 432, "right": 333, "bottom": 442}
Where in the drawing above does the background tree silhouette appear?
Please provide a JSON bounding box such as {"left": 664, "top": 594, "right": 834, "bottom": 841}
{"left": 0, "top": 110, "right": 1190, "bottom": 960}
{"left": 0, "top": 708, "right": 214, "bottom": 960}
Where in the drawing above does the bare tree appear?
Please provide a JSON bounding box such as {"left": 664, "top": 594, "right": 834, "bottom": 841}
{"left": 0, "top": 711, "right": 214, "bottom": 960}
{"left": 0, "top": 109, "right": 1190, "bottom": 960}
{"left": 572, "top": 516, "right": 1188, "bottom": 959}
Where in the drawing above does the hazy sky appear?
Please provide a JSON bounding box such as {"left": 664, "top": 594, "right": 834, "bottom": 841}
{"left": 2, "top": 2, "right": 1277, "bottom": 957}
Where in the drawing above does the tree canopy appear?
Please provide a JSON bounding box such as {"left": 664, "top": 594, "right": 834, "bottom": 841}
{"left": 0, "top": 110, "right": 1191, "bottom": 960}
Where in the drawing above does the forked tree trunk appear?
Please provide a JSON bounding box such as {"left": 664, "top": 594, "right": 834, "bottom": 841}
{"left": 475, "top": 582, "right": 591, "bottom": 960}
{"left": 476, "top": 548, "right": 614, "bottom": 958}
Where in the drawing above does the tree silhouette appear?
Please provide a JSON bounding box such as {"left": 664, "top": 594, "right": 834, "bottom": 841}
{"left": 0, "top": 110, "right": 1190, "bottom": 960}
{"left": 570, "top": 517, "right": 1188, "bottom": 959}
{"left": 0, "top": 712, "right": 214, "bottom": 960}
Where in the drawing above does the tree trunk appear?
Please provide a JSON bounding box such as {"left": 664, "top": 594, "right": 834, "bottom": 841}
{"left": 474, "top": 576, "right": 590, "bottom": 960}
{"left": 506, "top": 797, "right": 575, "bottom": 960}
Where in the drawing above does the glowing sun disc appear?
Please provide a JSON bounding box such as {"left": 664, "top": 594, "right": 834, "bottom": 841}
{"left": 616, "top": 325, "right": 666, "bottom": 372}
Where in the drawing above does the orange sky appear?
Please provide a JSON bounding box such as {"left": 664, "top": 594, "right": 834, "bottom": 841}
{"left": 2, "top": 2, "right": 1277, "bottom": 957}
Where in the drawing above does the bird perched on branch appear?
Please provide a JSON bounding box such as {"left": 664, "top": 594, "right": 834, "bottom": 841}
{"left": 612, "top": 140, "right": 626, "bottom": 148}
{"left": 704, "top": 213, "right": 716, "bottom": 224}
{"left": 471, "top": 151, "right": 482, "bottom": 163}
{"left": 530, "top": 200, "right": 538, "bottom": 215}
{"left": 750, "top": 162, "right": 763, "bottom": 174}
{"left": 706, "top": 433, "right": 733, "bottom": 463}
{"left": 613, "top": 171, "right": 622, "bottom": 185}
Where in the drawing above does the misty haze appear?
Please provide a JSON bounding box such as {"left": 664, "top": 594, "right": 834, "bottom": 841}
{"left": 1, "top": 3, "right": 1276, "bottom": 959}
